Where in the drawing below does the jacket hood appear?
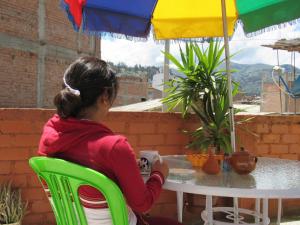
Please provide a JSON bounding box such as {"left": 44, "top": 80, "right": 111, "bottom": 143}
{"left": 38, "top": 114, "right": 113, "bottom": 156}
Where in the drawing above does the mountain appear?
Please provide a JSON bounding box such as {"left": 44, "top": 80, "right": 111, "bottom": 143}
{"left": 230, "top": 62, "right": 300, "bottom": 96}
{"left": 109, "top": 61, "right": 300, "bottom": 96}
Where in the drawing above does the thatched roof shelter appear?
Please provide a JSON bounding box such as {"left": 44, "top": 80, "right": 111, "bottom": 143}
{"left": 262, "top": 38, "right": 300, "bottom": 52}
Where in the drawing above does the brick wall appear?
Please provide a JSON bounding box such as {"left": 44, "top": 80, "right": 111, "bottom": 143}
{"left": 0, "top": 0, "right": 100, "bottom": 108}
{"left": 0, "top": 109, "right": 300, "bottom": 224}
{"left": 0, "top": 0, "right": 151, "bottom": 109}
{"left": 0, "top": 48, "right": 38, "bottom": 107}
{"left": 236, "top": 114, "right": 300, "bottom": 215}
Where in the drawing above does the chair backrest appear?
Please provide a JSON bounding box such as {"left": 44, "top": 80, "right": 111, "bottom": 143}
{"left": 29, "top": 157, "right": 129, "bottom": 225}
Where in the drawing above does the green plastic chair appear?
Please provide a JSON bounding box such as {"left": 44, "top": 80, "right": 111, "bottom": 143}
{"left": 29, "top": 156, "right": 129, "bottom": 225}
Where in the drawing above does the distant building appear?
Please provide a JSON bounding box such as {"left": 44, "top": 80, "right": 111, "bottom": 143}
{"left": 0, "top": 0, "right": 100, "bottom": 108}
{"left": 152, "top": 73, "right": 165, "bottom": 91}
{"left": 114, "top": 73, "right": 148, "bottom": 106}
{"left": 148, "top": 86, "right": 162, "bottom": 99}
{"left": 261, "top": 81, "right": 300, "bottom": 113}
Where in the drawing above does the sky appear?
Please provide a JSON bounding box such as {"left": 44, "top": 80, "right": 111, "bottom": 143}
{"left": 101, "top": 23, "right": 300, "bottom": 67}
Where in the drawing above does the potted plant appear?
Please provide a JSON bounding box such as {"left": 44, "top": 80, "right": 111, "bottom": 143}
{"left": 162, "top": 41, "right": 238, "bottom": 156}
{"left": 0, "top": 182, "right": 27, "bottom": 225}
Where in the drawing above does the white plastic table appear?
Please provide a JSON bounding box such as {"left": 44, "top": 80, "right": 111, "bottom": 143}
{"left": 162, "top": 156, "right": 300, "bottom": 225}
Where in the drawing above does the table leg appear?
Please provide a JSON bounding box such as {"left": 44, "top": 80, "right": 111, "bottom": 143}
{"left": 176, "top": 191, "right": 183, "bottom": 223}
{"left": 277, "top": 198, "right": 282, "bottom": 225}
{"left": 206, "top": 195, "right": 213, "bottom": 225}
{"left": 233, "top": 197, "right": 239, "bottom": 224}
{"left": 255, "top": 198, "right": 261, "bottom": 224}
{"left": 262, "top": 198, "right": 269, "bottom": 225}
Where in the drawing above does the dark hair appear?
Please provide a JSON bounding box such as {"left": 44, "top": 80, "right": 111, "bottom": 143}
{"left": 54, "top": 57, "right": 118, "bottom": 119}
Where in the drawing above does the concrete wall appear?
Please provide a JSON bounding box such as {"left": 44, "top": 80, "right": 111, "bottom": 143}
{"left": 0, "top": 109, "right": 300, "bottom": 224}
{"left": 261, "top": 82, "right": 300, "bottom": 113}
{"left": 0, "top": 0, "right": 100, "bottom": 108}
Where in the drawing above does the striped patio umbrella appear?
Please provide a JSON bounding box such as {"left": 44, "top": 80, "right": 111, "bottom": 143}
{"left": 61, "top": 0, "right": 300, "bottom": 152}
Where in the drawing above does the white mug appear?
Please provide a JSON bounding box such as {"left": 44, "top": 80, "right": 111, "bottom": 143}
{"left": 139, "top": 150, "right": 162, "bottom": 174}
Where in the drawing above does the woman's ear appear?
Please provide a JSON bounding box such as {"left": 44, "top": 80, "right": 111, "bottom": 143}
{"left": 97, "top": 94, "right": 110, "bottom": 107}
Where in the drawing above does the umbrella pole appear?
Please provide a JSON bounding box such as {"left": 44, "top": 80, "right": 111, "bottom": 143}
{"left": 163, "top": 40, "right": 170, "bottom": 112}
{"left": 221, "top": 0, "right": 236, "bottom": 152}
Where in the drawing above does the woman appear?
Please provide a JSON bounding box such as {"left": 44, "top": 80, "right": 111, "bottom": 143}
{"left": 38, "top": 57, "right": 183, "bottom": 225}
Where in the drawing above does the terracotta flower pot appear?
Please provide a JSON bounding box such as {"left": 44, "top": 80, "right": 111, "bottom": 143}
{"left": 202, "top": 149, "right": 221, "bottom": 175}
{"left": 186, "top": 153, "right": 208, "bottom": 167}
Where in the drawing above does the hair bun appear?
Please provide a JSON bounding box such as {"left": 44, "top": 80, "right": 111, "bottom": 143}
{"left": 54, "top": 89, "right": 82, "bottom": 118}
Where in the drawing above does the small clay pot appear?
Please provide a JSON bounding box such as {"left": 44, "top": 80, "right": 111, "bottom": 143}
{"left": 229, "top": 147, "right": 257, "bottom": 175}
{"left": 202, "top": 149, "right": 220, "bottom": 175}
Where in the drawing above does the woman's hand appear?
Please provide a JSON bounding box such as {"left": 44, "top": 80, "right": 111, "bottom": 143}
{"left": 151, "top": 160, "right": 169, "bottom": 178}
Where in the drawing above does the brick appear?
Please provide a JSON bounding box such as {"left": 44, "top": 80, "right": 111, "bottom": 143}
{"left": 239, "top": 198, "right": 255, "bottom": 209}
{"left": 0, "top": 121, "right": 43, "bottom": 134}
{"left": 281, "top": 134, "right": 300, "bottom": 144}
{"left": 22, "top": 214, "right": 45, "bottom": 225}
{"left": 165, "top": 134, "right": 189, "bottom": 145}
{"left": 128, "top": 123, "right": 156, "bottom": 134}
{"left": 266, "top": 154, "right": 280, "bottom": 158}
{"left": 280, "top": 154, "right": 299, "bottom": 160}
{"left": 289, "top": 124, "right": 300, "bottom": 134}
{"left": 255, "top": 144, "right": 269, "bottom": 155}
{"left": 139, "top": 135, "right": 165, "bottom": 146}
{"left": 105, "top": 121, "right": 126, "bottom": 133}
{"left": 157, "top": 146, "right": 186, "bottom": 155}
{"left": 0, "top": 49, "right": 38, "bottom": 108}
{"left": 289, "top": 144, "right": 300, "bottom": 153}
{"left": 31, "top": 200, "right": 52, "bottom": 213}
{"left": 0, "top": 0, "right": 38, "bottom": 41}
{"left": 256, "top": 124, "right": 270, "bottom": 134}
{"left": 22, "top": 188, "right": 47, "bottom": 201}
{"left": 0, "top": 135, "right": 15, "bottom": 147}
{"left": 0, "top": 148, "right": 29, "bottom": 160}
{"left": 14, "top": 161, "right": 32, "bottom": 174}
{"left": 2, "top": 175, "right": 28, "bottom": 188}
{"left": 271, "top": 124, "right": 288, "bottom": 134}
{"left": 270, "top": 145, "right": 289, "bottom": 154}
{"left": 46, "top": 212, "right": 56, "bottom": 224}
{"left": 184, "top": 122, "right": 201, "bottom": 133}
{"left": 0, "top": 135, "right": 40, "bottom": 147}
{"left": 0, "top": 161, "right": 11, "bottom": 174}
{"left": 27, "top": 174, "right": 42, "bottom": 188}
{"left": 14, "top": 134, "right": 41, "bottom": 147}
{"left": 157, "top": 123, "right": 183, "bottom": 134}
{"left": 125, "top": 135, "right": 138, "bottom": 148}
{"left": 262, "top": 134, "right": 280, "bottom": 143}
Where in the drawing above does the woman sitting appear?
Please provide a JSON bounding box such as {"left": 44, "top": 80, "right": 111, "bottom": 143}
{"left": 38, "top": 56, "right": 183, "bottom": 225}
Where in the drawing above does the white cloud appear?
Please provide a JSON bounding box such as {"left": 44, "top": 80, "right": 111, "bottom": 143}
{"left": 230, "top": 23, "right": 300, "bottom": 65}
{"left": 101, "top": 38, "right": 164, "bottom": 67}
{"left": 101, "top": 23, "right": 300, "bottom": 67}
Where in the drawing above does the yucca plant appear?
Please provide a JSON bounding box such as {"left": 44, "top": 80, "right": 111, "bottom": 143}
{"left": 0, "top": 182, "right": 27, "bottom": 225}
{"left": 162, "top": 40, "right": 239, "bottom": 154}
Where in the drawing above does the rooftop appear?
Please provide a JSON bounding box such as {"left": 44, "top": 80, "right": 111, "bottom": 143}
{"left": 262, "top": 38, "right": 300, "bottom": 52}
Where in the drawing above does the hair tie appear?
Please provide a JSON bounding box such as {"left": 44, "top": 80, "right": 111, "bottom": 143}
{"left": 63, "top": 74, "right": 80, "bottom": 96}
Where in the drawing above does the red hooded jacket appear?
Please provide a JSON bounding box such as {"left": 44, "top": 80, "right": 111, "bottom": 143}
{"left": 38, "top": 114, "right": 164, "bottom": 212}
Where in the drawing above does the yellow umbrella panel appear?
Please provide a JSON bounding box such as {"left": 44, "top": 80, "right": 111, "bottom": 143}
{"left": 152, "top": 0, "right": 238, "bottom": 39}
